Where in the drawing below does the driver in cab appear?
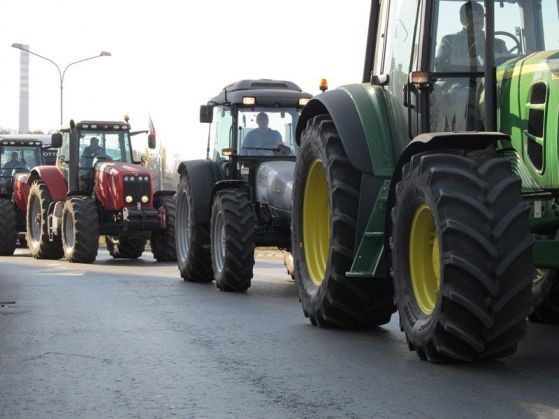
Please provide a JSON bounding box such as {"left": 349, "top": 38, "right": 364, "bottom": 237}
{"left": 82, "top": 137, "right": 104, "bottom": 159}
{"left": 241, "top": 112, "right": 283, "bottom": 156}
{"left": 436, "top": 1, "right": 507, "bottom": 72}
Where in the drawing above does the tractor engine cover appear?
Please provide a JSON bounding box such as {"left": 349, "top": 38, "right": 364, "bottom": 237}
{"left": 94, "top": 162, "right": 153, "bottom": 211}
{"left": 256, "top": 161, "right": 295, "bottom": 218}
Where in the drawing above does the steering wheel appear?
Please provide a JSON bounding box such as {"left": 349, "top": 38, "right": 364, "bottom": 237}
{"left": 495, "top": 31, "right": 521, "bottom": 54}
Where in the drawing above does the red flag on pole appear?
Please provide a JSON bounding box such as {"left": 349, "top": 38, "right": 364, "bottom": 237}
{"left": 148, "top": 114, "right": 156, "bottom": 138}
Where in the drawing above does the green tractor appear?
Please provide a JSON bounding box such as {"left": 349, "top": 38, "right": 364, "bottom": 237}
{"left": 292, "top": 0, "right": 559, "bottom": 362}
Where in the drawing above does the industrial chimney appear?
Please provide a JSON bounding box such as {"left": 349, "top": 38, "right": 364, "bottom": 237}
{"left": 18, "top": 45, "right": 29, "bottom": 134}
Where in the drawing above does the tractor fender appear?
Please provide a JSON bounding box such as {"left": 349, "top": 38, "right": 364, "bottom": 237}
{"left": 211, "top": 180, "right": 250, "bottom": 203}
{"left": 27, "top": 166, "right": 68, "bottom": 201}
{"left": 385, "top": 131, "right": 511, "bottom": 243}
{"left": 177, "top": 159, "right": 223, "bottom": 224}
{"left": 153, "top": 190, "right": 175, "bottom": 199}
{"left": 297, "top": 84, "right": 395, "bottom": 176}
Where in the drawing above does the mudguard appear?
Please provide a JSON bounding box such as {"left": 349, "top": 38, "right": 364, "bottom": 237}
{"left": 296, "top": 84, "right": 395, "bottom": 176}
{"left": 27, "top": 166, "right": 67, "bottom": 201}
{"left": 177, "top": 159, "right": 223, "bottom": 223}
{"left": 385, "top": 131, "right": 510, "bottom": 241}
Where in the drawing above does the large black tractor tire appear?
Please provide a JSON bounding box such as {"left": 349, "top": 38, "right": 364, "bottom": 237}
{"left": 391, "top": 149, "right": 534, "bottom": 362}
{"left": 176, "top": 173, "right": 213, "bottom": 282}
{"left": 26, "top": 181, "right": 64, "bottom": 260}
{"left": 292, "top": 115, "right": 395, "bottom": 328}
{"left": 106, "top": 235, "right": 146, "bottom": 259}
{"left": 0, "top": 199, "right": 17, "bottom": 256}
{"left": 210, "top": 189, "right": 255, "bottom": 292}
{"left": 61, "top": 196, "right": 99, "bottom": 263}
{"left": 529, "top": 270, "right": 559, "bottom": 324}
{"left": 151, "top": 194, "right": 177, "bottom": 262}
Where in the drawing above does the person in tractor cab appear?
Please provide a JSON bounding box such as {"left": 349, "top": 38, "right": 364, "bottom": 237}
{"left": 435, "top": 1, "right": 507, "bottom": 72}
{"left": 241, "top": 112, "right": 284, "bottom": 156}
{"left": 432, "top": 1, "right": 508, "bottom": 131}
{"left": 3, "top": 152, "right": 25, "bottom": 171}
{"left": 82, "top": 137, "right": 104, "bottom": 159}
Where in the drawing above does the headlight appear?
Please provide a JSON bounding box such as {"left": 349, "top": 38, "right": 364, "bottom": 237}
{"left": 141, "top": 195, "right": 149, "bottom": 203}
{"left": 129, "top": 176, "right": 135, "bottom": 181}
{"left": 125, "top": 195, "right": 133, "bottom": 203}
{"left": 124, "top": 176, "right": 129, "bottom": 181}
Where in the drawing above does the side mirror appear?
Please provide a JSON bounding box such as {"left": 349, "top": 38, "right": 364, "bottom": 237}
{"left": 51, "top": 133, "right": 63, "bottom": 148}
{"left": 148, "top": 134, "right": 156, "bottom": 149}
{"left": 200, "top": 105, "right": 213, "bottom": 123}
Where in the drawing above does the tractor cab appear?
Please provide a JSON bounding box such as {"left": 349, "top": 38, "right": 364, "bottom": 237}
{"left": 56, "top": 120, "right": 139, "bottom": 196}
{"left": 0, "top": 137, "right": 43, "bottom": 197}
{"left": 201, "top": 79, "right": 312, "bottom": 181}
{"left": 368, "top": 0, "right": 558, "bottom": 141}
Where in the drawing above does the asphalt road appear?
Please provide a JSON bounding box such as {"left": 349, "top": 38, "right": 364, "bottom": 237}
{"left": 1, "top": 248, "right": 558, "bottom": 418}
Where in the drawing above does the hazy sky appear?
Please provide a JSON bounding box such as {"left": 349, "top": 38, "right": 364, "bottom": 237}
{"left": 0, "top": 0, "right": 370, "bottom": 161}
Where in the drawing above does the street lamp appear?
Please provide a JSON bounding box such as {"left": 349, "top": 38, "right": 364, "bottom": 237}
{"left": 11, "top": 43, "right": 111, "bottom": 125}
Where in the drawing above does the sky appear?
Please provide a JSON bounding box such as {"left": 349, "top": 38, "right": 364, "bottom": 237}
{"left": 0, "top": 0, "right": 370, "bottom": 162}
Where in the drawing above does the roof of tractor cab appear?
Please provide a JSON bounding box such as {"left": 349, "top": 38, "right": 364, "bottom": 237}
{"left": 209, "top": 79, "right": 312, "bottom": 107}
{"left": 59, "top": 120, "right": 130, "bottom": 132}
{"left": 0, "top": 134, "right": 51, "bottom": 146}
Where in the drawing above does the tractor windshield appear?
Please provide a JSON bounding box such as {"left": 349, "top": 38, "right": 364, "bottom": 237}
{"left": 238, "top": 108, "right": 299, "bottom": 157}
{"left": 208, "top": 106, "right": 300, "bottom": 160}
{"left": 78, "top": 130, "right": 133, "bottom": 165}
{"left": 0, "top": 144, "right": 42, "bottom": 195}
{"left": 429, "top": 0, "right": 559, "bottom": 132}
{"left": 1, "top": 145, "right": 42, "bottom": 174}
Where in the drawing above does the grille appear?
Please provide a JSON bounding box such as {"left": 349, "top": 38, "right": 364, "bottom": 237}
{"left": 123, "top": 177, "right": 150, "bottom": 206}
{"left": 527, "top": 137, "right": 543, "bottom": 171}
{"left": 530, "top": 82, "right": 547, "bottom": 105}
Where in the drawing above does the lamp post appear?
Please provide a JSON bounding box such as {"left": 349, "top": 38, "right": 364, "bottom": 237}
{"left": 11, "top": 43, "right": 111, "bottom": 125}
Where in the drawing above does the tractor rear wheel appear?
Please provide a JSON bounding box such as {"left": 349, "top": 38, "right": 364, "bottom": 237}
{"left": 62, "top": 196, "right": 99, "bottom": 263}
{"left": 26, "top": 181, "right": 63, "bottom": 259}
{"left": 151, "top": 194, "right": 177, "bottom": 261}
{"left": 176, "top": 173, "right": 213, "bottom": 282}
{"left": 529, "top": 270, "right": 559, "bottom": 324}
{"left": 210, "top": 188, "right": 255, "bottom": 292}
{"left": 292, "top": 115, "right": 395, "bottom": 328}
{"left": 0, "top": 199, "right": 17, "bottom": 256}
{"left": 106, "top": 235, "right": 146, "bottom": 259}
{"left": 391, "top": 149, "right": 534, "bottom": 362}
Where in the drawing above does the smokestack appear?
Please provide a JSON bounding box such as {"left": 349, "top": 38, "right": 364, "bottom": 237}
{"left": 18, "top": 45, "right": 30, "bottom": 134}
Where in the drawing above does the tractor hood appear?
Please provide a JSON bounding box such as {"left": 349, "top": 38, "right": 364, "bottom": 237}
{"left": 94, "top": 162, "right": 153, "bottom": 211}
{"left": 497, "top": 49, "right": 559, "bottom": 189}
{"left": 255, "top": 160, "right": 295, "bottom": 216}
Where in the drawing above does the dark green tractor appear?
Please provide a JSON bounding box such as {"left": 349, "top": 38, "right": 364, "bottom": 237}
{"left": 175, "top": 80, "right": 311, "bottom": 291}
{"left": 292, "top": 0, "right": 559, "bottom": 361}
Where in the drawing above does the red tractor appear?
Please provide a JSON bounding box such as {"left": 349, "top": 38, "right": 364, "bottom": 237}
{"left": 26, "top": 119, "right": 176, "bottom": 263}
{"left": 0, "top": 135, "right": 50, "bottom": 255}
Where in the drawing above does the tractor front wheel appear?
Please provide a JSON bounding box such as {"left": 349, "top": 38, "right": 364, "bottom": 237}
{"left": 62, "top": 197, "right": 99, "bottom": 263}
{"left": 0, "top": 199, "right": 17, "bottom": 256}
{"left": 210, "top": 189, "right": 255, "bottom": 292}
{"left": 151, "top": 194, "right": 177, "bottom": 261}
{"left": 391, "top": 149, "right": 534, "bottom": 362}
{"left": 106, "top": 235, "right": 146, "bottom": 259}
{"left": 26, "top": 181, "right": 63, "bottom": 259}
{"left": 292, "top": 115, "right": 395, "bottom": 328}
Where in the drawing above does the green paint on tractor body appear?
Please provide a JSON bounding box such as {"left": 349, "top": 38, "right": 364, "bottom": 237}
{"left": 344, "top": 50, "right": 559, "bottom": 277}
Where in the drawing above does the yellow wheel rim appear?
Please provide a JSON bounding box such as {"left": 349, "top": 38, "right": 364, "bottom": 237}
{"left": 409, "top": 204, "right": 441, "bottom": 315}
{"left": 303, "top": 159, "right": 330, "bottom": 286}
